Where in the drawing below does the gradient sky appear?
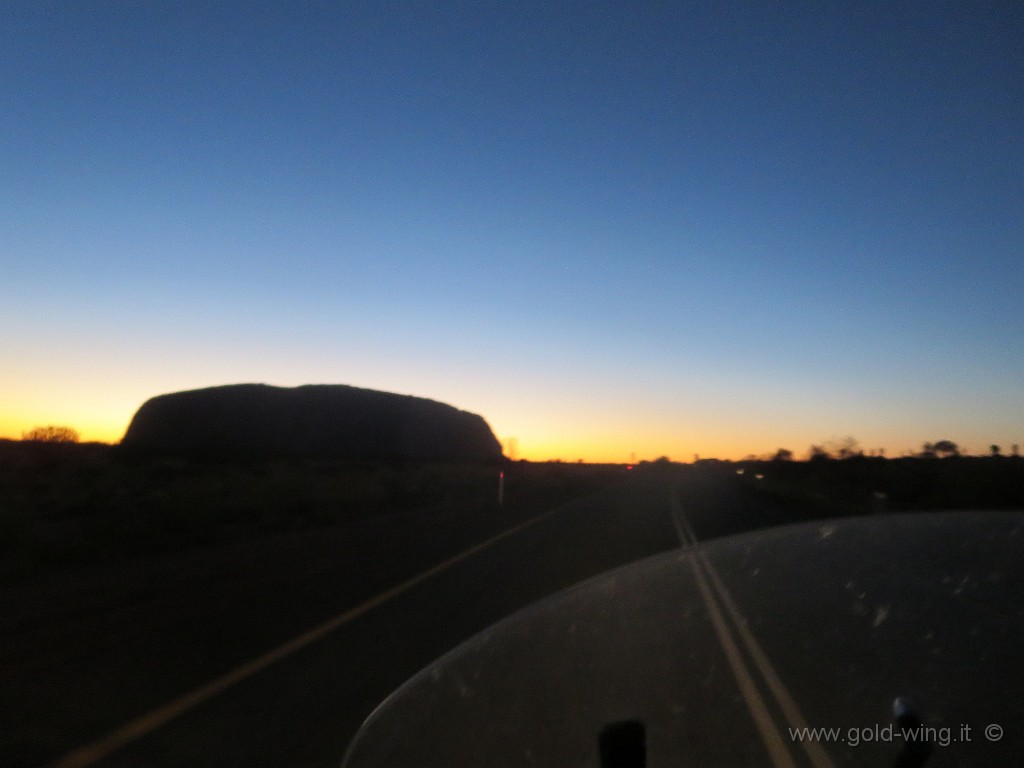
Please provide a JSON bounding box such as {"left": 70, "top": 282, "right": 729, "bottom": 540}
{"left": 3, "top": 1, "right": 1022, "bottom": 461}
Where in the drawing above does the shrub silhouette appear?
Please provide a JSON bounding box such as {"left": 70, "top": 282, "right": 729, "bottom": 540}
{"left": 22, "top": 425, "right": 80, "bottom": 443}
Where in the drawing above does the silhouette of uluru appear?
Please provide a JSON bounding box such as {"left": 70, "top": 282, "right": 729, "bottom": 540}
{"left": 120, "top": 384, "right": 504, "bottom": 462}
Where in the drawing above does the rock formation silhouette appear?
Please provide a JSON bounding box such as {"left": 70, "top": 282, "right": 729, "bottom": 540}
{"left": 121, "top": 384, "right": 503, "bottom": 462}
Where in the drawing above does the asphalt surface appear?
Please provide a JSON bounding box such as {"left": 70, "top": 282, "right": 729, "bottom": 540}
{"left": 3, "top": 469, "right": 678, "bottom": 768}
{"left": 344, "top": 477, "right": 1024, "bottom": 768}
{"left": 5, "top": 467, "right": 1020, "bottom": 767}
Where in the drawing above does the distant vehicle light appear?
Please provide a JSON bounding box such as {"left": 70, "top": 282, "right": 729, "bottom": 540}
{"left": 755, "top": 473, "right": 764, "bottom": 480}
{"left": 626, "top": 465, "right": 633, "bottom": 470}
{"left": 736, "top": 469, "right": 745, "bottom": 475}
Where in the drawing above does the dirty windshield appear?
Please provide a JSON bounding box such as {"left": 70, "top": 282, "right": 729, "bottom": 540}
{"left": 2, "top": 3, "right": 1021, "bottom": 768}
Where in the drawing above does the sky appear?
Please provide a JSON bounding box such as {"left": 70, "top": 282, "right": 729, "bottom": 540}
{"left": 2, "top": 1, "right": 1022, "bottom": 462}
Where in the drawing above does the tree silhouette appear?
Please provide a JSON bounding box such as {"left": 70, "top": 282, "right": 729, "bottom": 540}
{"left": 834, "top": 436, "right": 862, "bottom": 459}
{"left": 991, "top": 444, "right": 1001, "bottom": 457}
{"left": 932, "top": 439, "right": 960, "bottom": 458}
{"left": 808, "top": 445, "right": 830, "bottom": 462}
{"left": 22, "top": 425, "right": 80, "bottom": 443}
{"left": 771, "top": 448, "right": 793, "bottom": 462}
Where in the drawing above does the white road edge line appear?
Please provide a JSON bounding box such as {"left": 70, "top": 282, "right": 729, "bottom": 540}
{"left": 670, "top": 490, "right": 797, "bottom": 768}
{"left": 672, "top": 487, "right": 838, "bottom": 768}
{"left": 46, "top": 506, "right": 565, "bottom": 768}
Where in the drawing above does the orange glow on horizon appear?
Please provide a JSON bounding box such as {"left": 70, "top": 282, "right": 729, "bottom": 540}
{"left": 1, "top": 398, "right": 1008, "bottom": 463}
{"left": 0, "top": 417, "right": 126, "bottom": 445}
{"left": 2, "top": 410, "right": 771, "bottom": 461}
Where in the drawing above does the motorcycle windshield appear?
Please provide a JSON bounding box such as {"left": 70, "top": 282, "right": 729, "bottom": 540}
{"left": 342, "top": 513, "right": 1023, "bottom": 768}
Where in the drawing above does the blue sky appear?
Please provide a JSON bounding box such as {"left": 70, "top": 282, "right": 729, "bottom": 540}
{"left": 3, "top": 1, "right": 1021, "bottom": 460}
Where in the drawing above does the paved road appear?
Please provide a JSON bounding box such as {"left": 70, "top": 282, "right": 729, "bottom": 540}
{"left": 7, "top": 467, "right": 1019, "bottom": 767}
{"left": 344, "top": 473, "right": 1024, "bottom": 768}
{"left": 4, "top": 470, "right": 680, "bottom": 768}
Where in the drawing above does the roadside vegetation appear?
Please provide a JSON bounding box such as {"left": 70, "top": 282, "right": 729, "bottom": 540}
{"left": 0, "top": 439, "right": 623, "bottom": 581}
{"left": 4, "top": 428, "right": 1021, "bottom": 581}
{"left": 724, "top": 440, "right": 1024, "bottom": 518}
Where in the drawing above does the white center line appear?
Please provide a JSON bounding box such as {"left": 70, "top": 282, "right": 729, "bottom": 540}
{"left": 46, "top": 506, "right": 564, "bottom": 768}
